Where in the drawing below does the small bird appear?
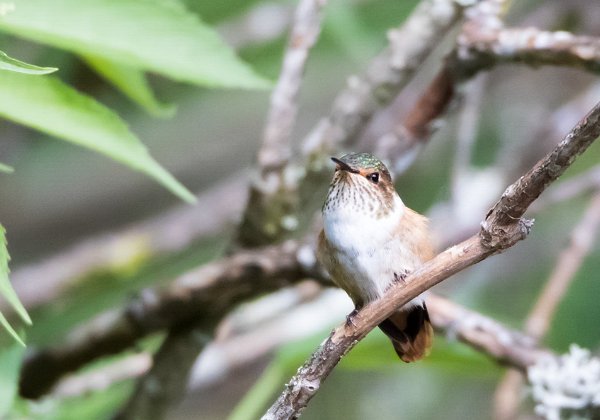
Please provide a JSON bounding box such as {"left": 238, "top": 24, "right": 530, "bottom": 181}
{"left": 317, "top": 152, "right": 434, "bottom": 362}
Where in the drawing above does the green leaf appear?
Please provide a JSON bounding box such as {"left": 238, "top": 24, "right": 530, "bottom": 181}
{"left": 0, "top": 226, "right": 30, "bottom": 325}
{"left": 0, "top": 0, "right": 271, "bottom": 89}
{"left": 0, "top": 312, "right": 25, "bottom": 347}
{"left": 0, "top": 72, "right": 195, "bottom": 203}
{"left": 0, "top": 50, "right": 57, "bottom": 75}
{"left": 82, "top": 55, "right": 176, "bottom": 118}
{"left": 0, "top": 225, "right": 30, "bottom": 346}
{"left": 0, "top": 163, "right": 14, "bottom": 173}
{"left": 0, "top": 342, "right": 25, "bottom": 416}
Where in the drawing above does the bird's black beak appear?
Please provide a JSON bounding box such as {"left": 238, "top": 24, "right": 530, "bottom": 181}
{"left": 331, "top": 157, "right": 359, "bottom": 173}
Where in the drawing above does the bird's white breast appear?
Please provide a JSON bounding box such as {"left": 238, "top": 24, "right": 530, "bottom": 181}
{"left": 323, "top": 194, "right": 424, "bottom": 305}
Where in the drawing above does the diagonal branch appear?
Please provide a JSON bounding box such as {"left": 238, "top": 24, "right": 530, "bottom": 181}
{"left": 262, "top": 101, "right": 600, "bottom": 419}
{"left": 302, "top": 0, "right": 471, "bottom": 159}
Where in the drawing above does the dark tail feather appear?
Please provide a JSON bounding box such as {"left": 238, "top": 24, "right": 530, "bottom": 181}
{"left": 378, "top": 303, "right": 433, "bottom": 362}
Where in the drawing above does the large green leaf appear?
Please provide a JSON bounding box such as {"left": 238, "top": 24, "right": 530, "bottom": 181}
{"left": 0, "top": 225, "right": 30, "bottom": 346}
{"left": 0, "top": 50, "right": 57, "bottom": 75}
{"left": 0, "top": 0, "right": 271, "bottom": 89}
{"left": 82, "top": 54, "right": 176, "bottom": 117}
{"left": 0, "top": 342, "right": 25, "bottom": 416}
{"left": 0, "top": 72, "right": 195, "bottom": 202}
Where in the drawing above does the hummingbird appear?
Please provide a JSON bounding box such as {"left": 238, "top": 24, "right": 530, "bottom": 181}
{"left": 317, "top": 152, "right": 434, "bottom": 362}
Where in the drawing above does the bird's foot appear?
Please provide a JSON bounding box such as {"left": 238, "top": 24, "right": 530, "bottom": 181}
{"left": 346, "top": 308, "right": 360, "bottom": 327}
{"left": 393, "top": 271, "right": 409, "bottom": 283}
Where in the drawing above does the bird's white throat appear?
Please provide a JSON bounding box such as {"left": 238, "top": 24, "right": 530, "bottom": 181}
{"left": 322, "top": 192, "right": 405, "bottom": 254}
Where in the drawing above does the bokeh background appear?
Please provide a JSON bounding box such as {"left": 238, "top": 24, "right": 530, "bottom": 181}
{"left": 1, "top": 0, "right": 600, "bottom": 418}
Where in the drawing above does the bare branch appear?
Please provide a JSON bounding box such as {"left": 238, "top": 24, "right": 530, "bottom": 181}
{"left": 373, "top": 0, "right": 500, "bottom": 176}
{"left": 262, "top": 101, "right": 600, "bottom": 419}
{"left": 531, "top": 165, "right": 600, "bottom": 212}
{"left": 375, "top": 66, "right": 456, "bottom": 175}
{"left": 302, "top": 0, "right": 470, "bottom": 159}
{"left": 259, "top": 0, "right": 327, "bottom": 171}
{"left": 19, "top": 240, "right": 314, "bottom": 399}
{"left": 53, "top": 353, "right": 151, "bottom": 398}
{"left": 47, "top": 292, "right": 554, "bottom": 402}
{"left": 237, "top": 0, "right": 326, "bottom": 247}
{"left": 482, "top": 102, "right": 600, "bottom": 237}
{"left": 427, "top": 295, "right": 551, "bottom": 369}
{"left": 455, "top": 25, "right": 600, "bottom": 79}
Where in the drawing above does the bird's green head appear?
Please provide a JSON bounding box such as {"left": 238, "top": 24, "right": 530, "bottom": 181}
{"left": 325, "top": 153, "right": 397, "bottom": 215}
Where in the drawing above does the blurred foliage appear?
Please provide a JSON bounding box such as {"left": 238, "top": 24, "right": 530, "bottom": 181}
{"left": 0, "top": 0, "right": 599, "bottom": 418}
{"left": 229, "top": 328, "right": 501, "bottom": 420}
{"left": 0, "top": 226, "right": 30, "bottom": 346}
{"left": 0, "top": 342, "right": 25, "bottom": 416}
{"left": 11, "top": 381, "right": 135, "bottom": 420}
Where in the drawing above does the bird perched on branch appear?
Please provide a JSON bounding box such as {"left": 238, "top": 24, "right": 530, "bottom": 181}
{"left": 317, "top": 152, "right": 434, "bottom": 362}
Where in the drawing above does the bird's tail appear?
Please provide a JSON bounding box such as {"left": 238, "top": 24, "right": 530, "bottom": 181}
{"left": 378, "top": 303, "right": 433, "bottom": 362}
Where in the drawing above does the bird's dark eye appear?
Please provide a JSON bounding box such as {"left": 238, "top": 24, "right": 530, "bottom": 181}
{"left": 367, "top": 172, "right": 379, "bottom": 184}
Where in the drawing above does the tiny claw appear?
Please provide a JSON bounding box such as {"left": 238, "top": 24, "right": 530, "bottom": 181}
{"left": 394, "top": 271, "right": 408, "bottom": 283}
{"left": 346, "top": 308, "right": 359, "bottom": 327}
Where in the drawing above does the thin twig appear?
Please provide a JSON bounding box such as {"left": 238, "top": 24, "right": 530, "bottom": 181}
{"left": 375, "top": 66, "right": 456, "bottom": 176}
{"left": 259, "top": 0, "right": 327, "bottom": 171}
{"left": 262, "top": 102, "right": 600, "bottom": 419}
{"left": 531, "top": 165, "right": 600, "bottom": 212}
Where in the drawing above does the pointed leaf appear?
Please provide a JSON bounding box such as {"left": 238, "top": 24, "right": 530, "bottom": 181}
{"left": 0, "top": 312, "right": 25, "bottom": 347}
{"left": 0, "top": 72, "right": 195, "bottom": 202}
{"left": 0, "top": 0, "right": 271, "bottom": 89}
{"left": 82, "top": 55, "right": 175, "bottom": 118}
{"left": 0, "top": 50, "right": 57, "bottom": 75}
{"left": 0, "top": 226, "right": 30, "bottom": 326}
